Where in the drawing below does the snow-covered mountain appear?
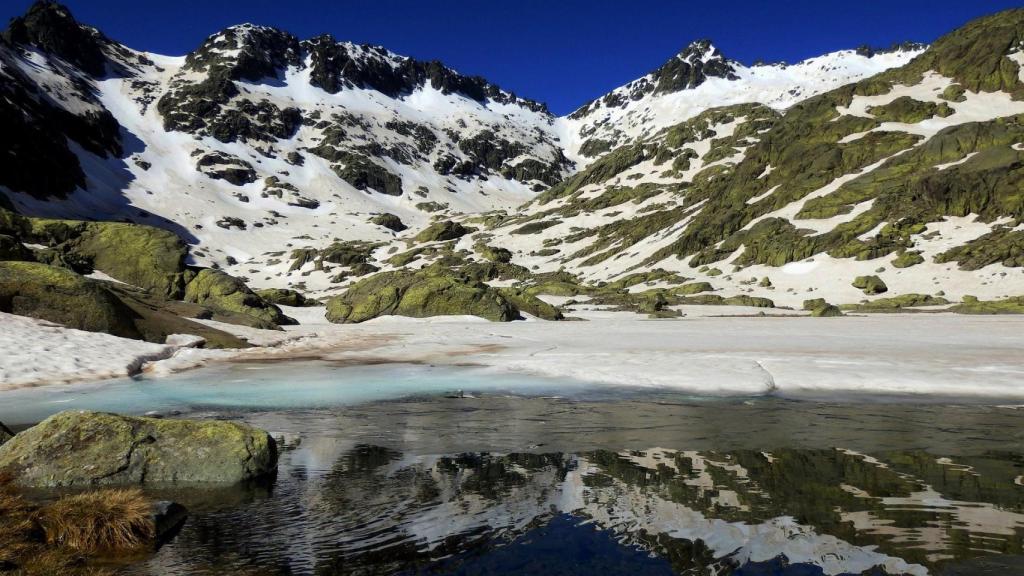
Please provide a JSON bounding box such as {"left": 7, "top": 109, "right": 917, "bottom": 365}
{"left": 556, "top": 40, "right": 924, "bottom": 165}
{"left": 3, "top": 0, "right": 1024, "bottom": 323}
{"left": 0, "top": 1, "right": 571, "bottom": 268}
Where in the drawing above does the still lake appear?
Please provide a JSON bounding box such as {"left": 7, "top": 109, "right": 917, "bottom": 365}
{"left": 2, "top": 360, "right": 1022, "bottom": 575}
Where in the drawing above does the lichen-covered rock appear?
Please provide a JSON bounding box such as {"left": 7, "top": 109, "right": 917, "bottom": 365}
{"left": 184, "top": 269, "right": 294, "bottom": 329}
{"left": 494, "top": 287, "right": 563, "bottom": 320}
{"left": 325, "top": 267, "right": 518, "bottom": 323}
{"left": 51, "top": 221, "right": 188, "bottom": 298}
{"left": 369, "top": 213, "right": 407, "bottom": 232}
{"left": 811, "top": 304, "right": 844, "bottom": 317}
{"left": 841, "top": 294, "right": 949, "bottom": 312}
{"left": 0, "top": 261, "right": 142, "bottom": 338}
{"left": 852, "top": 275, "right": 888, "bottom": 295}
{"left": 951, "top": 295, "right": 1024, "bottom": 314}
{"left": 414, "top": 220, "right": 473, "bottom": 243}
{"left": 0, "top": 411, "right": 277, "bottom": 487}
{"left": 0, "top": 234, "right": 34, "bottom": 261}
{"left": 255, "top": 287, "right": 315, "bottom": 307}
{"left": 476, "top": 243, "right": 512, "bottom": 264}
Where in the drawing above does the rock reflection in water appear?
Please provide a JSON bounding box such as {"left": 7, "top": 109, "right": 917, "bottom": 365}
{"left": 130, "top": 441, "right": 1023, "bottom": 575}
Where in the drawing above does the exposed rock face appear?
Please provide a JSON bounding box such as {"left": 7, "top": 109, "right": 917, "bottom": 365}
{"left": 0, "top": 421, "right": 14, "bottom": 446}
{"left": 325, "top": 267, "right": 519, "bottom": 324}
{"left": 3, "top": 0, "right": 110, "bottom": 76}
{"left": 369, "top": 213, "right": 407, "bottom": 232}
{"left": 0, "top": 411, "right": 278, "bottom": 487}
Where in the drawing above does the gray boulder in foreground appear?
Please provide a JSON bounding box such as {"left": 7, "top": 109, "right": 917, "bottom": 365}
{"left": 0, "top": 410, "right": 277, "bottom": 487}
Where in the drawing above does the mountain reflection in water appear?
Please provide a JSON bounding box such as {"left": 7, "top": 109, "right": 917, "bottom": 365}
{"left": 120, "top": 399, "right": 1024, "bottom": 576}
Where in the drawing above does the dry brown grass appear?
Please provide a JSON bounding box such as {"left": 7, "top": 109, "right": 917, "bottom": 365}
{"left": 41, "top": 489, "right": 155, "bottom": 554}
{"left": 0, "top": 472, "right": 40, "bottom": 568}
{"left": 0, "top": 474, "right": 151, "bottom": 575}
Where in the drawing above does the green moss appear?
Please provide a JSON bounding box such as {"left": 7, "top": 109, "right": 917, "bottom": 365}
{"left": 415, "top": 220, "right": 474, "bottom": 242}
{"left": 852, "top": 275, "right": 888, "bottom": 294}
{"left": 721, "top": 295, "right": 775, "bottom": 308}
{"left": 511, "top": 220, "right": 560, "bottom": 235}
{"left": 605, "top": 269, "right": 688, "bottom": 290}
{"left": 949, "top": 295, "right": 1024, "bottom": 314}
{"left": 475, "top": 243, "right": 513, "bottom": 263}
{"left": 939, "top": 84, "right": 967, "bottom": 103}
{"left": 866, "top": 96, "right": 955, "bottom": 123}
{"left": 325, "top": 266, "right": 519, "bottom": 323}
{"left": 811, "top": 304, "right": 844, "bottom": 317}
{"left": 892, "top": 250, "right": 925, "bottom": 268}
{"left": 28, "top": 219, "right": 189, "bottom": 298}
{"left": 672, "top": 281, "right": 714, "bottom": 295}
{"left": 255, "top": 288, "right": 315, "bottom": 307}
{"left": 0, "top": 411, "right": 277, "bottom": 486}
{"left": 184, "top": 269, "right": 293, "bottom": 329}
{"left": 494, "top": 287, "right": 564, "bottom": 320}
{"left": 841, "top": 294, "right": 949, "bottom": 311}
{"left": 935, "top": 227, "right": 1024, "bottom": 269}
{"left": 0, "top": 261, "right": 141, "bottom": 338}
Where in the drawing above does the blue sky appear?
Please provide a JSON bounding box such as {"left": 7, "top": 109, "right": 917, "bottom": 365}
{"left": 2, "top": 0, "right": 1021, "bottom": 114}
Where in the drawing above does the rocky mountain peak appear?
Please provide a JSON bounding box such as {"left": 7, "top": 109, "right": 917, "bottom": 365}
{"left": 650, "top": 38, "right": 738, "bottom": 94}
{"left": 2, "top": 0, "right": 109, "bottom": 76}
{"left": 183, "top": 23, "right": 301, "bottom": 81}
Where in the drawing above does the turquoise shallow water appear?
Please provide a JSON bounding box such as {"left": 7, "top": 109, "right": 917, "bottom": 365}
{"left": 0, "top": 361, "right": 611, "bottom": 426}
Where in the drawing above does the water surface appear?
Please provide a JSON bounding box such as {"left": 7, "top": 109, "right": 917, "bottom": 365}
{"left": 2, "top": 361, "right": 1022, "bottom": 576}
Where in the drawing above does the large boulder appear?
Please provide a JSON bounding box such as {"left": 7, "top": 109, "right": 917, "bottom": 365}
{"left": 255, "top": 287, "right": 315, "bottom": 307}
{"left": 0, "top": 411, "right": 278, "bottom": 487}
{"left": 326, "top": 267, "right": 518, "bottom": 323}
{"left": 0, "top": 261, "right": 142, "bottom": 338}
{"left": 29, "top": 219, "right": 189, "bottom": 298}
{"left": 414, "top": 220, "right": 473, "bottom": 243}
{"left": 852, "top": 275, "right": 888, "bottom": 295}
{"left": 184, "top": 269, "right": 294, "bottom": 329}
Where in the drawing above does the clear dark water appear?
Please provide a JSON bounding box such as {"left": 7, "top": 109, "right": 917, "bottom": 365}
{"left": 3, "top": 362, "right": 1023, "bottom": 575}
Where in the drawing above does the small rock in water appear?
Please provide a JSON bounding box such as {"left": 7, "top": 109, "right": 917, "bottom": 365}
{"left": 151, "top": 501, "right": 188, "bottom": 542}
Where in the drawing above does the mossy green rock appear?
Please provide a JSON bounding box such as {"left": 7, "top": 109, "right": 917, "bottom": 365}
{"left": 184, "top": 269, "right": 293, "bottom": 329}
{"left": 673, "top": 282, "right": 714, "bottom": 295}
{"left": 477, "top": 244, "right": 513, "bottom": 264}
{"left": 414, "top": 220, "right": 473, "bottom": 243}
{"left": 811, "top": 304, "right": 844, "bottom": 317}
{"left": 0, "top": 411, "right": 277, "bottom": 487}
{"left": 369, "top": 213, "right": 407, "bottom": 232}
{"left": 950, "top": 296, "right": 1024, "bottom": 314}
{"left": 841, "top": 294, "right": 950, "bottom": 311}
{"left": 30, "top": 219, "right": 189, "bottom": 298}
{"left": 0, "top": 261, "right": 141, "bottom": 338}
{"left": 255, "top": 287, "right": 315, "bottom": 307}
{"left": 495, "top": 287, "right": 563, "bottom": 320}
{"left": 852, "top": 275, "right": 888, "bottom": 294}
{"left": 325, "top": 268, "right": 518, "bottom": 323}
